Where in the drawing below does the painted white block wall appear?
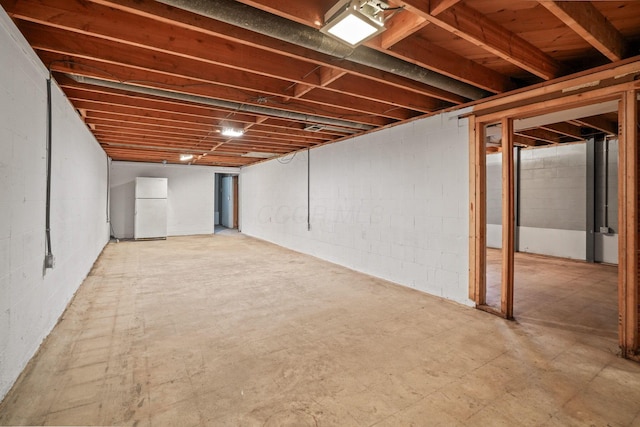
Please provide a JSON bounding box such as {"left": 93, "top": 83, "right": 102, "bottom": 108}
{"left": 486, "top": 144, "right": 588, "bottom": 260}
{"left": 241, "top": 110, "right": 473, "bottom": 305}
{"left": 109, "top": 162, "right": 239, "bottom": 238}
{"left": 520, "top": 144, "right": 586, "bottom": 231}
{"left": 0, "top": 9, "right": 109, "bottom": 400}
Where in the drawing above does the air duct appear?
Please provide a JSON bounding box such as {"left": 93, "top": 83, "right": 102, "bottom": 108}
{"left": 68, "top": 75, "right": 373, "bottom": 132}
{"left": 155, "top": 0, "right": 489, "bottom": 101}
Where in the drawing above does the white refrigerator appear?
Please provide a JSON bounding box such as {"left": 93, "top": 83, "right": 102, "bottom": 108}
{"left": 134, "top": 177, "right": 168, "bottom": 240}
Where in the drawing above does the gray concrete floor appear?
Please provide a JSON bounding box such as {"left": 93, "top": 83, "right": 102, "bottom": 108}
{"left": 1, "top": 234, "right": 639, "bottom": 426}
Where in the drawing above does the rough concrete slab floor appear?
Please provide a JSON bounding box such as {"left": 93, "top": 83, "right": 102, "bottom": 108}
{"left": 1, "top": 234, "right": 639, "bottom": 426}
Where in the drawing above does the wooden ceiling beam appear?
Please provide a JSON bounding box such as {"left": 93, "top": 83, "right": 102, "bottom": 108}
{"left": 326, "top": 73, "right": 449, "bottom": 111}
{"left": 70, "top": 99, "right": 255, "bottom": 129}
{"left": 7, "top": 0, "right": 322, "bottom": 85}
{"left": 92, "top": 122, "right": 219, "bottom": 140}
{"left": 61, "top": 87, "right": 248, "bottom": 124}
{"left": 91, "top": 0, "right": 467, "bottom": 104}
{"left": 254, "top": 118, "right": 353, "bottom": 136}
{"left": 571, "top": 115, "right": 618, "bottom": 136}
{"left": 385, "top": 36, "right": 514, "bottom": 93}
{"left": 74, "top": 100, "right": 346, "bottom": 140}
{"left": 539, "top": 122, "right": 584, "bottom": 140}
{"left": 375, "top": 11, "right": 428, "bottom": 49}
{"left": 79, "top": 0, "right": 473, "bottom": 102}
{"left": 59, "top": 80, "right": 344, "bottom": 138}
{"left": 539, "top": 1, "right": 628, "bottom": 62}
{"left": 234, "top": 0, "right": 326, "bottom": 28}
{"left": 38, "top": 52, "right": 392, "bottom": 128}
{"left": 513, "top": 135, "right": 539, "bottom": 147}
{"left": 23, "top": 24, "right": 407, "bottom": 123}
{"left": 98, "top": 135, "right": 303, "bottom": 154}
{"left": 83, "top": 0, "right": 467, "bottom": 104}
{"left": 88, "top": 117, "right": 331, "bottom": 145}
{"left": 319, "top": 67, "right": 346, "bottom": 86}
{"left": 515, "top": 128, "right": 564, "bottom": 145}
{"left": 401, "top": 0, "right": 564, "bottom": 80}
{"left": 217, "top": 139, "right": 311, "bottom": 150}
{"left": 21, "top": 3, "right": 438, "bottom": 120}
{"left": 85, "top": 111, "right": 221, "bottom": 133}
{"left": 95, "top": 132, "right": 217, "bottom": 146}
{"left": 429, "top": 0, "right": 462, "bottom": 16}
{"left": 86, "top": 110, "right": 341, "bottom": 141}
{"left": 103, "top": 148, "right": 254, "bottom": 166}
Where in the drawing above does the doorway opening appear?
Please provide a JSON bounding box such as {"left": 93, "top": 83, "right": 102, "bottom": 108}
{"left": 215, "top": 173, "right": 239, "bottom": 233}
{"left": 470, "top": 76, "right": 639, "bottom": 359}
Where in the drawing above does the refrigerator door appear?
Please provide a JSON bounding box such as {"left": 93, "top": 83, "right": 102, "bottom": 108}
{"left": 135, "top": 177, "right": 168, "bottom": 199}
{"left": 135, "top": 198, "right": 168, "bottom": 239}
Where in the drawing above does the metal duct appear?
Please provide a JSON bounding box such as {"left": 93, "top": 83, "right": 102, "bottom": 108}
{"left": 68, "top": 75, "right": 374, "bottom": 131}
{"left": 156, "top": 0, "right": 490, "bottom": 101}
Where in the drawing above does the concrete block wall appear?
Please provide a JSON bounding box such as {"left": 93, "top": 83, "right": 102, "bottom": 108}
{"left": 520, "top": 144, "right": 586, "bottom": 231}
{"left": 486, "top": 143, "right": 587, "bottom": 259}
{"left": 486, "top": 152, "right": 503, "bottom": 226}
{"left": 109, "top": 162, "right": 239, "bottom": 238}
{"left": 594, "top": 139, "right": 618, "bottom": 264}
{"left": 241, "top": 110, "right": 473, "bottom": 305}
{"left": 0, "top": 9, "right": 109, "bottom": 400}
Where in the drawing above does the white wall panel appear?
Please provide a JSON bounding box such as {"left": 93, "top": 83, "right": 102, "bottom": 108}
{"left": 0, "top": 8, "right": 109, "bottom": 400}
{"left": 241, "top": 110, "right": 473, "bottom": 305}
{"left": 486, "top": 144, "right": 589, "bottom": 260}
{"left": 110, "top": 162, "right": 239, "bottom": 238}
{"left": 518, "top": 227, "right": 586, "bottom": 260}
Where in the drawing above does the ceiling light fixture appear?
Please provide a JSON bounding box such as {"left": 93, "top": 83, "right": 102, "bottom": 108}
{"left": 320, "top": 0, "right": 387, "bottom": 47}
{"left": 179, "top": 154, "right": 194, "bottom": 161}
{"left": 221, "top": 127, "right": 245, "bottom": 137}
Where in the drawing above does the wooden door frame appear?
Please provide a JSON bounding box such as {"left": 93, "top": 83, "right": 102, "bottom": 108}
{"left": 469, "top": 67, "right": 639, "bottom": 357}
{"left": 619, "top": 90, "right": 639, "bottom": 360}
{"left": 232, "top": 175, "right": 239, "bottom": 229}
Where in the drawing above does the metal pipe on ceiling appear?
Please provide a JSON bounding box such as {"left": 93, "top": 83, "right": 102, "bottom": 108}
{"left": 67, "top": 75, "right": 373, "bottom": 132}
{"left": 155, "top": 0, "right": 489, "bottom": 101}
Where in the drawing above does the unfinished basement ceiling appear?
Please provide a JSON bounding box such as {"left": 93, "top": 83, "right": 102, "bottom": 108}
{"left": 2, "top": 0, "right": 639, "bottom": 166}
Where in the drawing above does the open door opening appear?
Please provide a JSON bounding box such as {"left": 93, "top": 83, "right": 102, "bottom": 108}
{"left": 510, "top": 104, "right": 619, "bottom": 345}
{"left": 215, "top": 173, "right": 239, "bottom": 233}
{"left": 470, "top": 73, "right": 639, "bottom": 359}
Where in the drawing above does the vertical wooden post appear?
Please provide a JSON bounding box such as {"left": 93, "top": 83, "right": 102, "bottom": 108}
{"left": 501, "top": 117, "right": 515, "bottom": 319}
{"left": 469, "top": 115, "right": 477, "bottom": 301}
{"left": 233, "top": 175, "right": 239, "bottom": 229}
{"left": 469, "top": 118, "right": 487, "bottom": 305}
{"left": 619, "top": 90, "right": 639, "bottom": 358}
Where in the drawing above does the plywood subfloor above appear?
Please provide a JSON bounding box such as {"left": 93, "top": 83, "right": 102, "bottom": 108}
{"left": 2, "top": 0, "right": 639, "bottom": 166}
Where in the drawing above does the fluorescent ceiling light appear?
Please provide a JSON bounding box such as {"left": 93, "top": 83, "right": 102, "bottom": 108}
{"left": 327, "top": 14, "right": 378, "bottom": 45}
{"left": 221, "top": 127, "right": 244, "bottom": 137}
{"left": 179, "top": 154, "right": 193, "bottom": 161}
{"left": 321, "top": 0, "right": 386, "bottom": 47}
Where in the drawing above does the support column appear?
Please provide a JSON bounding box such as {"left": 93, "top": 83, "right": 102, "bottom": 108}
{"left": 501, "top": 117, "right": 514, "bottom": 320}
{"left": 619, "top": 89, "right": 639, "bottom": 359}
{"left": 586, "top": 137, "right": 596, "bottom": 263}
{"left": 470, "top": 117, "right": 487, "bottom": 305}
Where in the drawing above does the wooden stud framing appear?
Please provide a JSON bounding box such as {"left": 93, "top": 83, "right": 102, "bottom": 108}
{"left": 469, "top": 59, "right": 640, "bottom": 357}
{"left": 469, "top": 117, "right": 487, "bottom": 304}
{"left": 501, "top": 117, "right": 515, "bottom": 320}
{"left": 619, "top": 89, "right": 639, "bottom": 359}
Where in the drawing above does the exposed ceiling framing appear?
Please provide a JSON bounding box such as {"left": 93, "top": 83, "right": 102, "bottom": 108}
{"left": 1, "top": 0, "right": 639, "bottom": 166}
